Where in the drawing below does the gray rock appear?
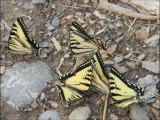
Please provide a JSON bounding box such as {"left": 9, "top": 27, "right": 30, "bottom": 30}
{"left": 69, "top": 106, "right": 91, "bottom": 120}
{"left": 75, "top": 12, "right": 82, "bottom": 16}
{"left": 142, "top": 61, "right": 159, "bottom": 73}
{"left": 47, "top": 31, "right": 53, "bottom": 36}
{"left": 114, "top": 56, "right": 123, "bottom": 63}
{"left": 22, "top": 2, "right": 34, "bottom": 10}
{"left": 32, "top": 0, "right": 47, "bottom": 4}
{"left": 39, "top": 42, "right": 50, "bottom": 48}
{"left": 129, "top": 104, "right": 150, "bottom": 120}
{"left": 40, "top": 43, "right": 53, "bottom": 55}
{"left": 51, "top": 17, "right": 60, "bottom": 28}
{"left": 47, "top": 25, "right": 55, "bottom": 31}
{"left": 51, "top": 3, "right": 56, "bottom": 9}
{"left": 137, "top": 75, "right": 158, "bottom": 103}
{"left": 38, "top": 110, "right": 61, "bottom": 120}
{"left": 45, "top": 22, "right": 51, "bottom": 28}
{"left": 1, "top": 61, "right": 52, "bottom": 108}
{"left": 148, "top": 40, "right": 159, "bottom": 47}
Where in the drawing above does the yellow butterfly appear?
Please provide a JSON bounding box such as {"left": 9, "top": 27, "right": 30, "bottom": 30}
{"left": 56, "top": 61, "right": 93, "bottom": 102}
{"left": 70, "top": 22, "right": 112, "bottom": 54}
{"left": 8, "top": 17, "right": 41, "bottom": 54}
{"left": 109, "top": 67, "right": 145, "bottom": 108}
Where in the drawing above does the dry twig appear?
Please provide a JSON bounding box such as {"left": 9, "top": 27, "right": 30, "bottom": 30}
{"left": 98, "top": 2, "right": 159, "bottom": 20}
{"left": 103, "top": 94, "right": 109, "bottom": 120}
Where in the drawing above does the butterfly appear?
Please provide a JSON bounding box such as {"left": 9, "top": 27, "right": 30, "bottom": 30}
{"left": 108, "top": 67, "right": 145, "bottom": 108}
{"left": 8, "top": 17, "right": 41, "bottom": 54}
{"left": 91, "top": 52, "right": 109, "bottom": 93}
{"left": 70, "top": 21, "right": 112, "bottom": 54}
{"left": 56, "top": 61, "right": 93, "bottom": 102}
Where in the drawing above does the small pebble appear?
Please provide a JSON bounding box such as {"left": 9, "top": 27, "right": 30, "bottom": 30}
{"left": 32, "top": 0, "right": 47, "bottom": 5}
{"left": 143, "top": 45, "right": 147, "bottom": 48}
{"left": 126, "top": 47, "right": 129, "bottom": 51}
{"left": 51, "top": 3, "right": 56, "bottom": 9}
{"left": 69, "top": 106, "right": 91, "bottom": 120}
{"left": 51, "top": 17, "right": 60, "bottom": 28}
{"left": 38, "top": 110, "right": 61, "bottom": 120}
{"left": 129, "top": 105, "right": 150, "bottom": 120}
{"left": 39, "top": 53, "right": 48, "bottom": 58}
{"left": 75, "top": 12, "right": 82, "bottom": 16}
{"left": 48, "top": 100, "right": 59, "bottom": 108}
{"left": 31, "top": 99, "right": 38, "bottom": 109}
{"left": 135, "top": 75, "right": 139, "bottom": 79}
{"left": 126, "top": 62, "right": 136, "bottom": 69}
{"left": 47, "top": 25, "right": 55, "bottom": 31}
{"left": 110, "top": 114, "right": 118, "bottom": 120}
{"left": 51, "top": 88, "right": 55, "bottom": 92}
{"left": 40, "top": 93, "right": 46, "bottom": 100}
{"left": 47, "top": 31, "right": 53, "bottom": 36}
{"left": 114, "top": 56, "right": 123, "bottom": 63}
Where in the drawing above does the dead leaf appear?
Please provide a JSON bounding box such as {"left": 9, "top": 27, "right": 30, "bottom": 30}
{"left": 114, "top": 65, "right": 128, "bottom": 73}
{"left": 56, "top": 58, "right": 64, "bottom": 76}
{"left": 0, "top": 65, "right": 5, "bottom": 75}
{"left": 136, "top": 30, "right": 149, "bottom": 41}
{"left": 137, "top": 54, "right": 145, "bottom": 61}
{"left": 124, "top": 52, "right": 133, "bottom": 59}
{"left": 48, "top": 100, "right": 59, "bottom": 108}
{"left": 106, "top": 43, "right": 117, "bottom": 56}
{"left": 100, "top": 49, "right": 109, "bottom": 59}
{"left": 51, "top": 36, "right": 62, "bottom": 52}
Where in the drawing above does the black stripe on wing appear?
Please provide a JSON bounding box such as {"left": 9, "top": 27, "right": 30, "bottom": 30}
{"left": 17, "top": 17, "right": 40, "bottom": 50}
{"left": 71, "top": 22, "right": 93, "bottom": 40}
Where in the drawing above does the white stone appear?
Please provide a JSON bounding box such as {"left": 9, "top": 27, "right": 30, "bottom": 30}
{"left": 142, "top": 61, "right": 159, "bottom": 73}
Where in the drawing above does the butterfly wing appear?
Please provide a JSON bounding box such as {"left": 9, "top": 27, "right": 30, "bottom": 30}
{"left": 70, "top": 22, "right": 99, "bottom": 54}
{"left": 60, "top": 61, "right": 93, "bottom": 91}
{"left": 113, "top": 97, "right": 139, "bottom": 108}
{"left": 56, "top": 85, "right": 84, "bottom": 102}
{"left": 109, "top": 67, "right": 137, "bottom": 101}
{"left": 92, "top": 69, "right": 109, "bottom": 93}
{"left": 9, "top": 17, "right": 39, "bottom": 54}
{"left": 91, "top": 52, "right": 109, "bottom": 84}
